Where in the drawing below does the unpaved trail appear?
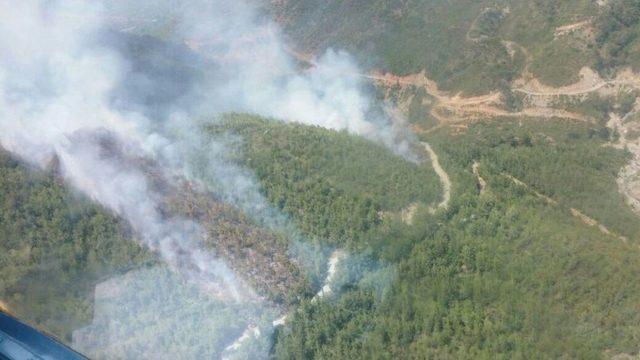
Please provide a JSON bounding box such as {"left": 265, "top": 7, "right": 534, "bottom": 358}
{"left": 397, "top": 142, "right": 453, "bottom": 223}
{"left": 504, "top": 173, "right": 557, "bottom": 205}
{"left": 514, "top": 67, "right": 640, "bottom": 97}
{"left": 363, "top": 47, "right": 639, "bottom": 130}
{"left": 422, "top": 142, "right": 451, "bottom": 212}
{"left": 365, "top": 70, "right": 594, "bottom": 125}
{"left": 284, "top": 46, "right": 608, "bottom": 126}
{"left": 554, "top": 20, "right": 591, "bottom": 38}
{"left": 514, "top": 67, "right": 608, "bottom": 96}
{"left": 607, "top": 112, "right": 640, "bottom": 216}
{"left": 569, "top": 208, "right": 626, "bottom": 241}
{"left": 314, "top": 251, "right": 344, "bottom": 299}
{"left": 472, "top": 162, "right": 487, "bottom": 195}
{"left": 223, "top": 250, "right": 345, "bottom": 357}
{"left": 450, "top": 104, "right": 593, "bottom": 122}
{"left": 400, "top": 203, "right": 419, "bottom": 224}
{"left": 466, "top": 7, "right": 510, "bottom": 43}
{"left": 223, "top": 326, "right": 261, "bottom": 354}
{"left": 366, "top": 71, "right": 501, "bottom": 108}
{"left": 465, "top": 9, "right": 490, "bottom": 43}
{"left": 504, "top": 172, "right": 628, "bottom": 242}
{"left": 503, "top": 40, "right": 533, "bottom": 79}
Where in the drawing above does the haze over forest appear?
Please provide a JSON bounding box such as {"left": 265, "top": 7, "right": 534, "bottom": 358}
{"left": 1, "top": 0, "right": 640, "bottom": 359}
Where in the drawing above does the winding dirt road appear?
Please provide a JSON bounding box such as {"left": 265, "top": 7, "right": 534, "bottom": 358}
{"left": 514, "top": 67, "right": 640, "bottom": 97}
{"left": 397, "top": 142, "right": 451, "bottom": 223}
{"left": 364, "top": 70, "right": 594, "bottom": 125}
{"left": 115, "top": 18, "right": 640, "bottom": 226}
{"left": 422, "top": 142, "right": 451, "bottom": 212}
{"left": 554, "top": 20, "right": 592, "bottom": 38}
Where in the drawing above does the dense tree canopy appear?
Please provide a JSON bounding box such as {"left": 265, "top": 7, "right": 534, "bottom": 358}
{"left": 0, "top": 149, "right": 152, "bottom": 340}
{"left": 270, "top": 118, "right": 640, "bottom": 359}
{"left": 209, "top": 114, "right": 442, "bottom": 249}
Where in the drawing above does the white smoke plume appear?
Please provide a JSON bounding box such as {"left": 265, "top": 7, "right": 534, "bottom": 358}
{"left": 103, "top": 0, "right": 414, "bottom": 156}
{"left": 0, "top": 0, "right": 255, "bottom": 302}
{"left": 0, "top": 0, "right": 407, "bottom": 357}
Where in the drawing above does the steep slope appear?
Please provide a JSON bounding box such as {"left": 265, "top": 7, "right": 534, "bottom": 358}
{"left": 0, "top": 144, "right": 312, "bottom": 344}
{"left": 270, "top": 0, "right": 639, "bottom": 94}
{"left": 0, "top": 149, "right": 152, "bottom": 341}
{"left": 273, "top": 118, "right": 640, "bottom": 359}
{"left": 208, "top": 114, "right": 443, "bottom": 249}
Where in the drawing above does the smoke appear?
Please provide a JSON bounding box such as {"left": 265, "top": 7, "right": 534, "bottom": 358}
{"left": 72, "top": 266, "right": 274, "bottom": 359}
{"left": 0, "top": 0, "right": 255, "bottom": 303}
{"left": 0, "top": 0, "right": 407, "bottom": 357}
{"left": 103, "top": 0, "right": 415, "bottom": 156}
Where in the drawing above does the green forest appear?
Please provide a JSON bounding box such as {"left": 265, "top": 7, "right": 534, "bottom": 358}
{"left": 3, "top": 113, "right": 640, "bottom": 358}
{"left": 0, "top": 149, "right": 153, "bottom": 341}
{"left": 2, "top": 0, "right": 640, "bottom": 358}
{"left": 268, "top": 117, "right": 640, "bottom": 359}
{"left": 208, "top": 114, "right": 442, "bottom": 249}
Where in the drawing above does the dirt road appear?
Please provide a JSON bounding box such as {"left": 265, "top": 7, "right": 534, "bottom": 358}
{"left": 554, "top": 20, "right": 591, "bottom": 38}
{"left": 514, "top": 67, "right": 640, "bottom": 97}
{"left": 365, "top": 70, "right": 594, "bottom": 125}
{"left": 397, "top": 143, "right": 451, "bottom": 223}
{"left": 504, "top": 172, "right": 628, "bottom": 242}
{"left": 422, "top": 142, "right": 451, "bottom": 211}
{"left": 608, "top": 112, "right": 640, "bottom": 216}
{"left": 472, "top": 162, "right": 487, "bottom": 195}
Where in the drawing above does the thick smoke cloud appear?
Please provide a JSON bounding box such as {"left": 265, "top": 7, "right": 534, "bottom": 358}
{"left": 0, "top": 0, "right": 253, "bottom": 302}
{"left": 0, "top": 0, "right": 406, "bottom": 357}
{"left": 104, "top": 0, "right": 414, "bottom": 155}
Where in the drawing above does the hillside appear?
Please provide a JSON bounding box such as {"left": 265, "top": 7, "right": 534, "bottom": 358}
{"left": 198, "top": 114, "right": 640, "bottom": 358}
{"left": 208, "top": 114, "right": 443, "bottom": 249}
{"left": 262, "top": 2, "right": 640, "bottom": 357}
{"left": 1, "top": 0, "right": 640, "bottom": 359}
{"left": 0, "top": 145, "right": 311, "bottom": 342}
{"left": 0, "top": 149, "right": 152, "bottom": 341}
{"left": 271, "top": 0, "right": 640, "bottom": 95}
{"left": 274, "top": 118, "right": 640, "bottom": 359}
{"left": 0, "top": 113, "right": 445, "bottom": 350}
